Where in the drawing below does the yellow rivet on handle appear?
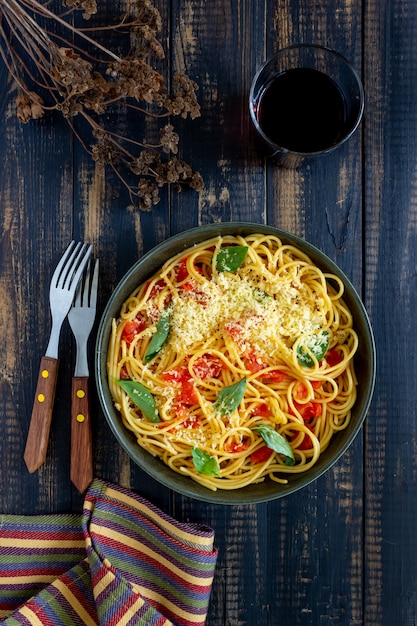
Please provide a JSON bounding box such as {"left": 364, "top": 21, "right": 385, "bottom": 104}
{"left": 76, "top": 414, "right": 85, "bottom": 423}
{"left": 38, "top": 394, "right": 45, "bottom": 403}
{"left": 41, "top": 370, "right": 49, "bottom": 379}
{"left": 76, "top": 390, "right": 85, "bottom": 399}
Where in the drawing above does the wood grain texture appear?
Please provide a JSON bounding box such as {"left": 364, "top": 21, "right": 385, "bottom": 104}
{"left": 364, "top": 1, "right": 417, "bottom": 624}
{"left": 0, "top": 0, "right": 416, "bottom": 623}
{"left": 70, "top": 376, "right": 93, "bottom": 493}
{"left": 24, "top": 356, "right": 60, "bottom": 472}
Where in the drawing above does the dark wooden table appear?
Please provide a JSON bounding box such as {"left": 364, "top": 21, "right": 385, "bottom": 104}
{"left": 0, "top": 0, "right": 416, "bottom": 624}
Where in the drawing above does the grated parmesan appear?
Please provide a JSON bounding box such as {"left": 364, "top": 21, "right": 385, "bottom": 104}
{"left": 168, "top": 271, "right": 322, "bottom": 357}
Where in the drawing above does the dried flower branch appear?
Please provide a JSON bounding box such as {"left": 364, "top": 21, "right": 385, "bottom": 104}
{"left": 0, "top": 0, "right": 203, "bottom": 210}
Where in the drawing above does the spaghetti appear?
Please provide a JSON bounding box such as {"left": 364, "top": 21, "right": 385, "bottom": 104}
{"left": 108, "top": 234, "right": 358, "bottom": 491}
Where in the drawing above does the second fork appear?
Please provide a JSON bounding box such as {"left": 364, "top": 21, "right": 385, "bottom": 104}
{"left": 68, "top": 259, "right": 99, "bottom": 492}
{"left": 24, "top": 241, "right": 92, "bottom": 473}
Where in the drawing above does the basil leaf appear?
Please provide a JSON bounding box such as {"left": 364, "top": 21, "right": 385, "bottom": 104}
{"left": 252, "top": 424, "right": 295, "bottom": 466}
{"left": 214, "top": 378, "right": 246, "bottom": 416}
{"left": 191, "top": 447, "right": 221, "bottom": 477}
{"left": 297, "top": 330, "right": 330, "bottom": 368}
{"left": 144, "top": 307, "right": 171, "bottom": 363}
{"left": 116, "top": 379, "right": 160, "bottom": 423}
{"left": 216, "top": 246, "right": 248, "bottom": 272}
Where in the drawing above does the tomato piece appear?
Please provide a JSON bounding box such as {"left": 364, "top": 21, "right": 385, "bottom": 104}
{"left": 176, "top": 258, "right": 203, "bottom": 283}
{"left": 181, "top": 281, "right": 196, "bottom": 292}
{"left": 180, "top": 281, "right": 208, "bottom": 306}
{"left": 161, "top": 369, "right": 181, "bottom": 383}
{"left": 292, "top": 401, "right": 322, "bottom": 422}
{"left": 161, "top": 367, "right": 199, "bottom": 405}
{"left": 178, "top": 378, "right": 199, "bottom": 405}
{"left": 262, "top": 369, "right": 287, "bottom": 383}
{"left": 224, "top": 320, "right": 244, "bottom": 341}
{"left": 119, "top": 366, "right": 130, "bottom": 380}
{"left": 250, "top": 446, "right": 274, "bottom": 464}
{"left": 176, "top": 259, "right": 189, "bottom": 282}
{"left": 182, "top": 415, "right": 201, "bottom": 429}
{"left": 225, "top": 440, "right": 249, "bottom": 454}
{"left": 147, "top": 279, "right": 166, "bottom": 299}
{"left": 121, "top": 317, "right": 147, "bottom": 345}
{"left": 326, "top": 348, "right": 343, "bottom": 367}
{"left": 311, "top": 402, "right": 322, "bottom": 417}
{"left": 172, "top": 403, "right": 189, "bottom": 420}
{"left": 296, "top": 383, "right": 308, "bottom": 399}
{"left": 193, "top": 354, "right": 224, "bottom": 379}
{"left": 311, "top": 380, "right": 323, "bottom": 390}
{"left": 244, "top": 349, "right": 268, "bottom": 373}
{"left": 296, "top": 380, "right": 322, "bottom": 399}
{"left": 250, "top": 403, "right": 271, "bottom": 417}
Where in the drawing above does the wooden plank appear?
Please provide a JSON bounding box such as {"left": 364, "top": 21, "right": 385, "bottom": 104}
{"left": 0, "top": 70, "right": 75, "bottom": 512}
{"left": 364, "top": 0, "right": 417, "bottom": 623}
{"left": 171, "top": 0, "right": 267, "bottom": 230}
{"left": 175, "top": 499, "right": 270, "bottom": 626}
{"left": 0, "top": 0, "right": 77, "bottom": 511}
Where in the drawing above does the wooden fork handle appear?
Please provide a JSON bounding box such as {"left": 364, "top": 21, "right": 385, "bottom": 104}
{"left": 70, "top": 376, "right": 93, "bottom": 493}
{"left": 24, "top": 356, "right": 59, "bottom": 473}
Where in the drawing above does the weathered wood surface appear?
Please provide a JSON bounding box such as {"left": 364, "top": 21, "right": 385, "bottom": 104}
{"left": 0, "top": 0, "right": 416, "bottom": 624}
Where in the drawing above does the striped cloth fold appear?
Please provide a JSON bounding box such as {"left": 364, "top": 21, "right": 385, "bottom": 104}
{"left": 0, "top": 479, "right": 217, "bottom": 625}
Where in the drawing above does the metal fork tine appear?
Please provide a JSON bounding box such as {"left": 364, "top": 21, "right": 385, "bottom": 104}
{"left": 73, "top": 282, "right": 82, "bottom": 307}
{"left": 51, "top": 240, "right": 78, "bottom": 288}
{"left": 45, "top": 243, "right": 92, "bottom": 359}
{"left": 73, "top": 261, "right": 87, "bottom": 308}
{"left": 60, "top": 243, "right": 92, "bottom": 291}
{"left": 81, "top": 258, "right": 99, "bottom": 307}
{"left": 89, "top": 258, "right": 99, "bottom": 308}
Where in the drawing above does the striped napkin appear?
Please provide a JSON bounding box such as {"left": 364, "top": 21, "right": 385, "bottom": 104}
{"left": 0, "top": 479, "right": 217, "bottom": 625}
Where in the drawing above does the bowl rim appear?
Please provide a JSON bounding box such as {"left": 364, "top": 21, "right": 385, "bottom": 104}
{"left": 95, "top": 222, "right": 376, "bottom": 505}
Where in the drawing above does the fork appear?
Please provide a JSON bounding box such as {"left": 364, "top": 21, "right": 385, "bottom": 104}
{"left": 24, "top": 241, "right": 93, "bottom": 473}
{"left": 68, "top": 259, "right": 99, "bottom": 493}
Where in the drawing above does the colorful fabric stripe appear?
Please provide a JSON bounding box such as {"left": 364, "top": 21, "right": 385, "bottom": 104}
{"left": 0, "top": 480, "right": 217, "bottom": 625}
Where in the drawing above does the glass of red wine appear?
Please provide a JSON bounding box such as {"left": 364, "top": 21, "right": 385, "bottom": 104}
{"left": 249, "top": 44, "right": 364, "bottom": 163}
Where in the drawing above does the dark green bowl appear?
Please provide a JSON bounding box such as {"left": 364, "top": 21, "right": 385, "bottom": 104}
{"left": 95, "top": 222, "right": 376, "bottom": 505}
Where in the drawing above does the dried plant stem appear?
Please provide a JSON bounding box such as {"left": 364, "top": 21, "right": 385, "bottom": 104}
{"left": 7, "top": 0, "right": 122, "bottom": 61}
{"left": 0, "top": 0, "right": 204, "bottom": 210}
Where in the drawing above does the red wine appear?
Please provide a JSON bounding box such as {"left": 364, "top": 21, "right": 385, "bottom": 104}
{"left": 255, "top": 68, "right": 348, "bottom": 153}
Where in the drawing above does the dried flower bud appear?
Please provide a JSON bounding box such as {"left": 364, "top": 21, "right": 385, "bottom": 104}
{"left": 160, "top": 124, "right": 179, "bottom": 154}
{"left": 130, "top": 0, "right": 163, "bottom": 57}
{"left": 131, "top": 150, "right": 160, "bottom": 175}
{"left": 16, "top": 91, "right": 44, "bottom": 123}
{"left": 108, "top": 60, "right": 165, "bottom": 104}
{"left": 190, "top": 172, "right": 205, "bottom": 192}
{"left": 52, "top": 47, "right": 95, "bottom": 94}
{"left": 165, "top": 73, "right": 201, "bottom": 119}
{"left": 91, "top": 140, "right": 119, "bottom": 166}
{"left": 137, "top": 179, "right": 160, "bottom": 211}
{"left": 62, "top": 0, "right": 97, "bottom": 20}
